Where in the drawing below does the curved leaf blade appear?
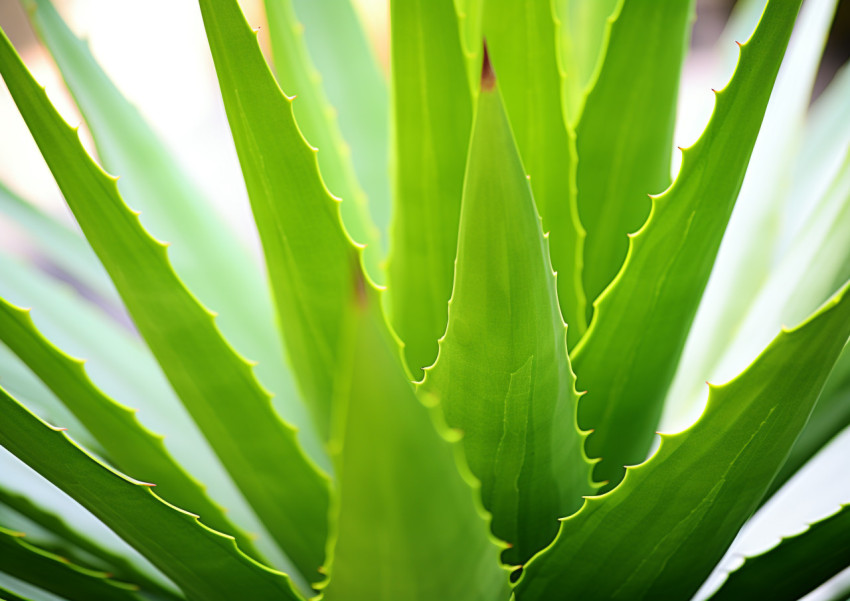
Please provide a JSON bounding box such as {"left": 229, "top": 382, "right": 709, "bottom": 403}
{"left": 386, "top": 0, "right": 473, "bottom": 379}
{"left": 264, "top": 0, "right": 383, "bottom": 277}
{"left": 0, "top": 296, "right": 264, "bottom": 563}
{"left": 517, "top": 280, "right": 850, "bottom": 601}
{"left": 0, "top": 386, "right": 304, "bottom": 601}
{"left": 198, "top": 0, "right": 361, "bottom": 443}
{"left": 0, "top": 26, "right": 330, "bottom": 581}
{"left": 573, "top": 0, "right": 803, "bottom": 488}
{"left": 419, "top": 59, "right": 593, "bottom": 565}
{"left": 708, "top": 504, "right": 850, "bottom": 601}
{"left": 575, "top": 0, "right": 694, "bottom": 315}
{"left": 0, "top": 526, "right": 140, "bottom": 601}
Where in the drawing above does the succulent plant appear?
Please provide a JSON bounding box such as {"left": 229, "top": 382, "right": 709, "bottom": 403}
{"left": 0, "top": 0, "right": 848, "bottom": 599}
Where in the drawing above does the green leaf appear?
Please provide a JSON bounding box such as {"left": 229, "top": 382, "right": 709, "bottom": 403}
{"left": 20, "top": 0, "right": 320, "bottom": 462}
{"left": 769, "top": 342, "right": 850, "bottom": 496}
{"left": 264, "top": 0, "right": 383, "bottom": 277}
{"left": 454, "top": 0, "right": 485, "bottom": 94}
{"left": 0, "top": 296, "right": 265, "bottom": 563}
{"left": 419, "top": 60, "right": 593, "bottom": 565}
{"left": 573, "top": 0, "right": 802, "bottom": 488}
{"left": 516, "top": 280, "right": 850, "bottom": 601}
{"left": 0, "top": 253, "right": 250, "bottom": 538}
{"left": 0, "top": 484, "right": 179, "bottom": 600}
{"left": 320, "top": 280, "right": 509, "bottom": 601}
{"left": 198, "top": 0, "right": 361, "bottom": 443}
{"left": 482, "top": 0, "right": 587, "bottom": 343}
{"left": 708, "top": 504, "right": 850, "bottom": 601}
{"left": 291, "top": 0, "right": 391, "bottom": 239}
{"left": 386, "top": 0, "right": 473, "bottom": 379}
{"left": 575, "top": 0, "right": 694, "bottom": 315}
{"left": 555, "top": 0, "right": 620, "bottom": 123}
{"left": 0, "top": 526, "right": 140, "bottom": 601}
{"left": 0, "top": 387, "right": 303, "bottom": 601}
{"left": 667, "top": 0, "right": 839, "bottom": 420}
{"left": 0, "top": 26, "right": 330, "bottom": 581}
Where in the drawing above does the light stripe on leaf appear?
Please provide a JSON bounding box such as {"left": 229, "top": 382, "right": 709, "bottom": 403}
{"left": 517, "top": 280, "right": 850, "bottom": 601}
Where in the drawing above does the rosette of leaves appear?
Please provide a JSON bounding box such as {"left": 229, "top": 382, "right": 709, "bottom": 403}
{"left": 0, "top": 0, "right": 848, "bottom": 599}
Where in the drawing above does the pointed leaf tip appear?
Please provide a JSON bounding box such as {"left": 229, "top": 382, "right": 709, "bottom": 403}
{"left": 481, "top": 42, "right": 496, "bottom": 91}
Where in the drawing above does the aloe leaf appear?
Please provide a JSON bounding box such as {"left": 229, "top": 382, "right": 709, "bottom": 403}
{"left": 263, "top": 0, "right": 383, "bottom": 277}
{"left": 573, "top": 0, "right": 802, "bottom": 488}
{"left": 419, "top": 55, "right": 593, "bottom": 565}
{"left": 0, "top": 387, "right": 303, "bottom": 601}
{"left": 0, "top": 26, "right": 330, "bottom": 581}
{"left": 483, "top": 0, "right": 586, "bottom": 343}
{"left": 554, "top": 0, "right": 620, "bottom": 124}
{"left": 0, "top": 296, "right": 265, "bottom": 563}
{"left": 0, "top": 526, "right": 141, "bottom": 601}
{"left": 517, "top": 280, "right": 850, "bottom": 601}
{"left": 198, "top": 0, "right": 362, "bottom": 444}
{"left": 290, "top": 0, "right": 391, "bottom": 239}
{"left": 386, "top": 0, "right": 473, "bottom": 379}
{"left": 769, "top": 343, "right": 850, "bottom": 496}
{"left": 0, "top": 254, "right": 254, "bottom": 540}
{"left": 708, "top": 504, "right": 850, "bottom": 601}
{"left": 667, "top": 0, "right": 839, "bottom": 421}
{"left": 19, "top": 0, "right": 319, "bottom": 460}
{"left": 320, "top": 280, "right": 509, "bottom": 601}
{"left": 0, "top": 484, "right": 179, "bottom": 600}
{"left": 0, "top": 181, "right": 116, "bottom": 308}
{"left": 575, "top": 0, "right": 693, "bottom": 316}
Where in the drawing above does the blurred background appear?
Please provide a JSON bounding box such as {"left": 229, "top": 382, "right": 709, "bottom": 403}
{"left": 0, "top": 1, "right": 848, "bottom": 599}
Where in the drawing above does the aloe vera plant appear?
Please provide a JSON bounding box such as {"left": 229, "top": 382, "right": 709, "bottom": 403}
{"left": 0, "top": 0, "right": 849, "bottom": 598}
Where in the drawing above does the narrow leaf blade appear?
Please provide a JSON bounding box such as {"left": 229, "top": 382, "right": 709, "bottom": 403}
{"left": 386, "top": 0, "right": 473, "bottom": 379}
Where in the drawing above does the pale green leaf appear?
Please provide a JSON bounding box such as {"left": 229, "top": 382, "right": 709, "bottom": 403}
{"left": 517, "top": 280, "right": 850, "bottom": 601}
{"left": 291, "top": 0, "right": 391, "bottom": 238}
